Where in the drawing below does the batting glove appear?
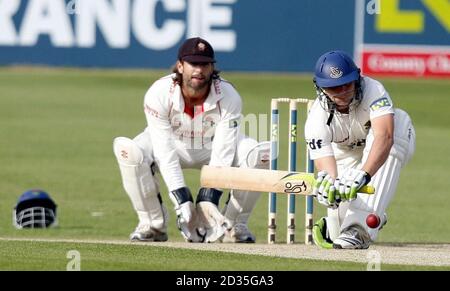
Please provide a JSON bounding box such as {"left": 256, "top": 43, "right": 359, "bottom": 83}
{"left": 337, "top": 168, "right": 371, "bottom": 201}
{"left": 313, "top": 171, "right": 339, "bottom": 209}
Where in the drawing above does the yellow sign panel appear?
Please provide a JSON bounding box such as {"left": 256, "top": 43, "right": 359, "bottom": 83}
{"left": 376, "top": 0, "right": 450, "bottom": 33}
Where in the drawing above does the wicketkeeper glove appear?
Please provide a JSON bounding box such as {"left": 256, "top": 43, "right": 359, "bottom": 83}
{"left": 196, "top": 188, "right": 230, "bottom": 243}
{"left": 169, "top": 187, "right": 205, "bottom": 243}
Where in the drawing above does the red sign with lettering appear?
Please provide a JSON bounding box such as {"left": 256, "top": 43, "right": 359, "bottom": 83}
{"left": 361, "top": 49, "right": 450, "bottom": 78}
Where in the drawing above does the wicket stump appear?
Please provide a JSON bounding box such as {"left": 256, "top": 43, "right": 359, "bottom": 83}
{"left": 268, "top": 98, "right": 315, "bottom": 245}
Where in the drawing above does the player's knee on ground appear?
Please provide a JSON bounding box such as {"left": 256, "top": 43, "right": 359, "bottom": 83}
{"left": 339, "top": 153, "right": 400, "bottom": 242}
{"left": 337, "top": 110, "right": 415, "bottom": 243}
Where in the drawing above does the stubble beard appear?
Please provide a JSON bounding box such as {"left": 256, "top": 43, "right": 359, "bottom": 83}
{"left": 185, "top": 74, "right": 211, "bottom": 93}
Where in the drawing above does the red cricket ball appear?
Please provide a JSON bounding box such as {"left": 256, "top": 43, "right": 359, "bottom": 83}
{"left": 366, "top": 214, "right": 380, "bottom": 229}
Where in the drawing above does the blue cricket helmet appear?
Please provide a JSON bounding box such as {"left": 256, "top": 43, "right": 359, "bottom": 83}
{"left": 314, "top": 50, "right": 360, "bottom": 88}
{"left": 13, "top": 189, "right": 57, "bottom": 229}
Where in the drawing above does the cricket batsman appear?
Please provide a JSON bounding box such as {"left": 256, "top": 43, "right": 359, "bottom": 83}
{"left": 113, "top": 37, "right": 269, "bottom": 243}
{"left": 306, "top": 51, "right": 416, "bottom": 249}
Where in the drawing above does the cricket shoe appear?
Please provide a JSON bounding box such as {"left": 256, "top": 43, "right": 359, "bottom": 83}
{"left": 222, "top": 223, "right": 256, "bottom": 243}
{"left": 130, "top": 204, "right": 169, "bottom": 242}
{"left": 130, "top": 224, "right": 168, "bottom": 242}
{"left": 333, "top": 224, "right": 371, "bottom": 249}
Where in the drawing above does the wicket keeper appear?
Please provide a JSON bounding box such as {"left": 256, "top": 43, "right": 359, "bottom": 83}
{"left": 113, "top": 37, "right": 269, "bottom": 243}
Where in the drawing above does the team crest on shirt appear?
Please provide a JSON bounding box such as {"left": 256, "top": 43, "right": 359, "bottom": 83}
{"left": 203, "top": 116, "right": 216, "bottom": 127}
{"left": 329, "top": 67, "right": 343, "bottom": 78}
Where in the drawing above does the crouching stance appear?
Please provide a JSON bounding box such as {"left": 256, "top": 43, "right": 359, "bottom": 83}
{"left": 113, "top": 37, "right": 268, "bottom": 243}
{"left": 305, "top": 51, "right": 416, "bottom": 249}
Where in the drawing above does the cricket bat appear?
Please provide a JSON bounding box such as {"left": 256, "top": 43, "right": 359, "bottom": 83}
{"left": 200, "top": 166, "right": 375, "bottom": 195}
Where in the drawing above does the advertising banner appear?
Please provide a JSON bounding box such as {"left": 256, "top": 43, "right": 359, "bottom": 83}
{"left": 358, "top": 0, "right": 450, "bottom": 78}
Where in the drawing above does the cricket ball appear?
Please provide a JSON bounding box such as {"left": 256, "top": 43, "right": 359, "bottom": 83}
{"left": 366, "top": 214, "right": 380, "bottom": 229}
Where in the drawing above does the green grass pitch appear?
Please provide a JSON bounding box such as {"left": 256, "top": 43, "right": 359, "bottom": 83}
{"left": 0, "top": 67, "right": 449, "bottom": 270}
